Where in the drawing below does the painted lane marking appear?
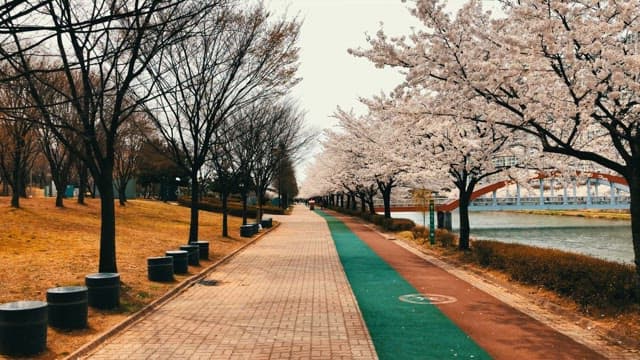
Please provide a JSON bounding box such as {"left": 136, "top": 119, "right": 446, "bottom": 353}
{"left": 399, "top": 293, "right": 458, "bottom": 305}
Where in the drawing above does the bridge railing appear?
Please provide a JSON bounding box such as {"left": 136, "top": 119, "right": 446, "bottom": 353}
{"left": 469, "top": 195, "right": 631, "bottom": 207}
{"left": 373, "top": 195, "right": 630, "bottom": 210}
{"left": 373, "top": 197, "right": 449, "bottom": 208}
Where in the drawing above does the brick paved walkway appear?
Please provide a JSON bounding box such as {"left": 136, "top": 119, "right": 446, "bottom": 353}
{"left": 82, "top": 206, "right": 377, "bottom": 360}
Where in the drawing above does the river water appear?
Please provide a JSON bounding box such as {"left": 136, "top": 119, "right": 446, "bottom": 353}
{"left": 393, "top": 211, "right": 634, "bottom": 264}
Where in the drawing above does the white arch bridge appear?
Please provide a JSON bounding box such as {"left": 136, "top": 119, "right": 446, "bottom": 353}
{"left": 377, "top": 172, "right": 631, "bottom": 213}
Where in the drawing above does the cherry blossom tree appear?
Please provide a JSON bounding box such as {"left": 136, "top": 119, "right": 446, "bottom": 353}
{"left": 302, "top": 138, "right": 357, "bottom": 210}
{"left": 364, "top": 92, "right": 538, "bottom": 249}
{"left": 319, "top": 129, "right": 366, "bottom": 211}
{"left": 352, "top": 0, "right": 640, "bottom": 273}
{"left": 328, "top": 106, "right": 416, "bottom": 218}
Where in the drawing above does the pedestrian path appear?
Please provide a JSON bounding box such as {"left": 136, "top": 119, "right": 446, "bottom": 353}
{"left": 82, "top": 206, "right": 376, "bottom": 359}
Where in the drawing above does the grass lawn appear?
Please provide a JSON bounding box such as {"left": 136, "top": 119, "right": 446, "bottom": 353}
{"left": 0, "top": 196, "right": 253, "bottom": 359}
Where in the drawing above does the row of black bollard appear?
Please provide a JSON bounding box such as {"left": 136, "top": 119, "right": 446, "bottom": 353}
{"left": 260, "top": 217, "right": 273, "bottom": 229}
{"left": 240, "top": 217, "right": 273, "bottom": 237}
{"left": 0, "top": 240, "right": 212, "bottom": 356}
{"left": 148, "top": 241, "right": 209, "bottom": 282}
{"left": 0, "top": 280, "right": 103, "bottom": 356}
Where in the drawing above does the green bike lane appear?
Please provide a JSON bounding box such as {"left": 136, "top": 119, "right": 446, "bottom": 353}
{"left": 318, "top": 210, "right": 607, "bottom": 360}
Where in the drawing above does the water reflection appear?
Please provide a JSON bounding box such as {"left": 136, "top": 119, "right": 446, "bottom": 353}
{"left": 393, "top": 211, "right": 633, "bottom": 264}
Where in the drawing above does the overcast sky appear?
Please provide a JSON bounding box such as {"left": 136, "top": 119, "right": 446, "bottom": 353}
{"left": 265, "top": 0, "right": 418, "bottom": 124}
{"left": 263, "top": 0, "right": 478, "bottom": 181}
{"left": 261, "top": 0, "right": 417, "bottom": 180}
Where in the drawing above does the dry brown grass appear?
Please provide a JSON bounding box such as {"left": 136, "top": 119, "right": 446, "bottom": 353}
{"left": 0, "top": 196, "right": 252, "bottom": 359}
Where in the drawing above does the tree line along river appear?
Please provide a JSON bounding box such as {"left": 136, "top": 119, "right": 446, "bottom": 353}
{"left": 393, "top": 211, "right": 633, "bottom": 265}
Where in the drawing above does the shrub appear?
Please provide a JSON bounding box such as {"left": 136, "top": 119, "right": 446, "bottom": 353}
{"left": 360, "top": 212, "right": 373, "bottom": 222}
{"left": 436, "top": 229, "right": 457, "bottom": 248}
{"left": 382, "top": 218, "right": 415, "bottom": 231}
{"left": 372, "top": 214, "right": 386, "bottom": 226}
{"left": 396, "top": 230, "right": 415, "bottom": 242}
{"left": 412, "top": 225, "right": 427, "bottom": 240}
{"left": 471, "top": 240, "right": 639, "bottom": 310}
{"left": 177, "top": 199, "right": 288, "bottom": 217}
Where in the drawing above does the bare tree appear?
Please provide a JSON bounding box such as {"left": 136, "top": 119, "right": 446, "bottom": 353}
{"left": 0, "top": 0, "right": 214, "bottom": 272}
{"left": 114, "top": 113, "right": 151, "bottom": 206}
{"left": 210, "top": 125, "right": 240, "bottom": 238}
{"left": 32, "top": 70, "right": 82, "bottom": 208}
{"left": 144, "top": 3, "right": 300, "bottom": 242}
{"left": 39, "top": 125, "right": 75, "bottom": 207}
{"left": 225, "top": 107, "right": 262, "bottom": 226}
{"left": 0, "top": 76, "right": 39, "bottom": 208}
{"left": 252, "top": 101, "right": 312, "bottom": 220}
{"left": 225, "top": 99, "right": 308, "bottom": 225}
{"left": 76, "top": 161, "right": 88, "bottom": 204}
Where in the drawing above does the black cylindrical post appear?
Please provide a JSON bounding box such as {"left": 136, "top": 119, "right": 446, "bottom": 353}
{"left": 195, "top": 241, "right": 209, "bottom": 260}
{"left": 240, "top": 224, "right": 254, "bottom": 237}
{"left": 85, "top": 273, "right": 120, "bottom": 309}
{"left": 165, "top": 250, "right": 189, "bottom": 274}
{"left": 260, "top": 217, "right": 273, "bottom": 228}
{"left": 147, "top": 257, "right": 174, "bottom": 282}
{"left": 179, "top": 245, "right": 200, "bottom": 266}
{"left": 0, "top": 301, "right": 48, "bottom": 356}
{"left": 46, "top": 286, "right": 88, "bottom": 330}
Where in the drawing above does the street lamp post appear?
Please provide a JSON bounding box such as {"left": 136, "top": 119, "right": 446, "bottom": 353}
{"left": 429, "top": 197, "right": 435, "bottom": 245}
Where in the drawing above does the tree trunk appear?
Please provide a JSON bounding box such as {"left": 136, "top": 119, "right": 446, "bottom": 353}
{"left": 359, "top": 193, "right": 366, "bottom": 213}
{"left": 55, "top": 189, "right": 64, "bottom": 208}
{"left": 78, "top": 163, "right": 87, "bottom": 205}
{"left": 382, "top": 186, "right": 392, "bottom": 219}
{"left": 458, "top": 192, "right": 471, "bottom": 250}
{"left": 241, "top": 190, "right": 248, "bottom": 225}
{"left": 457, "top": 180, "right": 476, "bottom": 251}
{"left": 188, "top": 173, "right": 200, "bottom": 244}
{"left": 256, "top": 188, "right": 264, "bottom": 223}
{"left": 118, "top": 184, "right": 127, "bottom": 206}
{"left": 367, "top": 194, "right": 375, "bottom": 215}
{"left": 10, "top": 190, "right": 19, "bottom": 208}
{"left": 626, "top": 167, "right": 640, "bottom": 282}
{"left": 10, "top": 155, "right": 21, "bottom": 208}
{"left": 221, "top": 191, "right": 229, "bottom": 237}
{"left": 96, "top": 174, "right": 117, "bottom": 273}
{"left": 346, "top": 195, "right": 351, "bottom": 210}
{"left": 351, "top": 194, "right": 357, "bottom": 211}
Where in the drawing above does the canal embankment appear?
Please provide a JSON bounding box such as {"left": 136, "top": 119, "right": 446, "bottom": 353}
{"left": 394, "top": 210, "right": 633, "bottom": 264}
